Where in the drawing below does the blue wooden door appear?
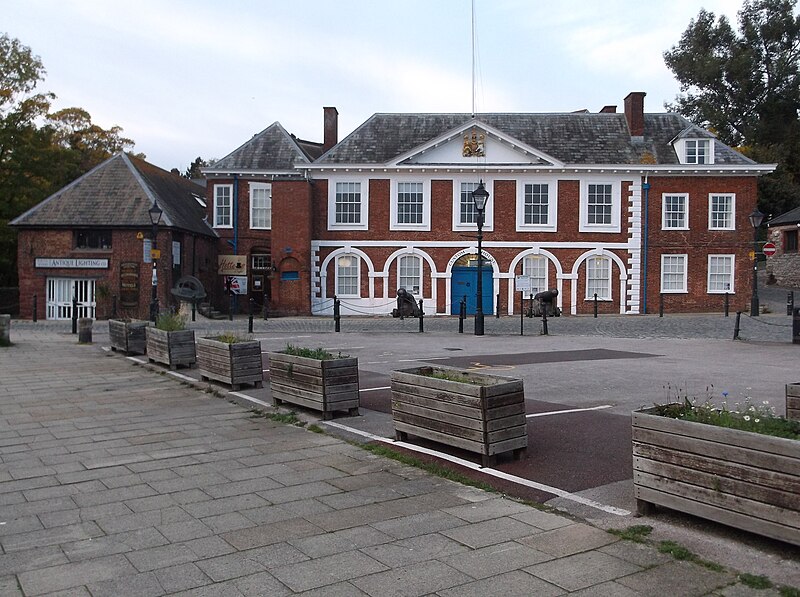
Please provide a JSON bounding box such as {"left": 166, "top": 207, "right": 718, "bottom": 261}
{"left": 451, "top": 267, "right": 493, "bottom": 315}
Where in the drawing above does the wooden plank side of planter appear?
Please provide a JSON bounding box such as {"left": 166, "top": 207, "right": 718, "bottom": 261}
{"left": 488, "top": 436, "right": 530, "bottom": 456}
{"left": 633, "top": 443, "right": 800, "bottom": 495}
{"left": 633, "top": 408, "right": 800, "bottom": 546}
{"left": 391, "top": 368, "right": 484, "bottom": 398}
{"left": 632, "top": 427, "right": 800, "bottom": 476}
{"left": 391, "top": 380, "right": 483, "bottom": 411}
{"left": 634, "top": 456, "right": 800, "bottom": 513}
{"left": 146, "top": 329, "right": 196, "bottom": 367}
{"left": 391, "top": 399, "right": 484, "bottom": 431}
{"left": 634, "top": 471, "right": 800, "bottom": 533}
{"left": 787, "top": 384, "right": 800, "bottom": 421}
{"left": 267, "top": 352, "right": 359, "bottom": 416}
{"left": 197, "top": 339, "right": 262, "bottom": 386}
{"left": 109, "top": 320, "right": 148, "bottom": 354}
{"left": 393, "top": 420, "right": 485, "bottom": 454}
{"left": 634, "top": 485, "right": 800, "bottom": 547}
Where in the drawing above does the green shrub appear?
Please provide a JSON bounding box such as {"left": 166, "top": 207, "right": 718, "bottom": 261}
{"left": 282, "top": 343, "right": 347, "bottom": 360}
{"left": 212, "top": 332, "right": 252, "bottom": 344}
{"left": 155, "top": 311, "right": 187, "bottom": 331}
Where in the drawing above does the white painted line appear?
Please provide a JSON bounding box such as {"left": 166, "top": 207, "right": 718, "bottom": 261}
{"left": 167, "top": 371, "right": 196, "bottom": 383}
{"left": 398, "top": 357, "right": 451, "bottom": 362}
{"left": 365, "top": 361, "right": 390, "bottom": 364}
{"left": 229, "top": 391, "right": 272, "bottom": 409}
{"left": 127, "top": 356, "right": 148, "bottom": 364}
{"left": 526, "top": 405, "right": 613, "bottom": 418}
{"left": 359, "top": 386, "right": 391, "bottom": 393}
{"left": 322, "top": 420, "right": 630, "bottom": 517}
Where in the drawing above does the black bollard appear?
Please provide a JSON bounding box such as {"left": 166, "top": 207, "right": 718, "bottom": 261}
{"left": 112, "top": 294, "right": 118, "bottom": 319}
{"left": 458, "top": 298, "right": 465, "bottom": 333}
{"left": 418, "top": 299, "right": 424, "bottom": 333}
{"left": 32, "top": 293, "right": 37, "bottom": 323}
{"left": 788, "top": 291, "right": 795, "bottom": 316}
{"left": 334, "top": 296, "right": 341, "bottom": 332}
{"left": 542, "top": 307, "right": 548, "bottom": 336}
{"left": 724, "top": 292, "right": 730, "bottom": 317}
{"left": 733, "top": 311, "right": 742, "bottom": 340}
{"left": 520, "top": 292, "right": 524, "bottom": 336}
{"left": 191, "top": 301, "right": 196, "bottom": 322}
{"left": 263, "top": 300, "right": 269, "bottom": 321}
{"left": 528, "top": 294, "right": 534, "bottom": 318}
{"left": 248, "top": 298, "right": 254, "bottom": 334}
{"left": 659, "top": 293, "right": 664, "bottom": 318}
{"left": 593, "top": 293, "right": 598, "bottom": 318}
{"left": 496, "top": 293, "right": 500, "bottom": 318}
{"left": 72, "top": 296, "right": 78, "bottom": 335}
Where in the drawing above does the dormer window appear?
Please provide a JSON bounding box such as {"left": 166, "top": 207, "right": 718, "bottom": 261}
{"left": 684, "top": 139, "right": 712, "bottom": 164}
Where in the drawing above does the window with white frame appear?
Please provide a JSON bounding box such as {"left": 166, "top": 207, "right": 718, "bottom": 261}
{"left": 214, "top": 184, "right": 232, "bottom": 228}
{"left": 588, "top": 184, "right": 613, "bottom": 224}
{"left": 397, "top": 183, "right": 423, "bottom": 224}
{"left": 250, "top": 183, "right": 271, "bottom": 229}
{"left": 661, "top": 254, "right": 688, "bottom": 292}
{"left": 336, "top": 254, "right": 360, "bottom": 296}
{"left": 580, "top": 181, "right": 619, "bottom": 232}
{"left": 459, "top": 181, "right": 479, "bottom": 224}
{"left": 586, "top": 256, "right": 611, "bottom": 300}
{"left": 708, "top": 255, "right": 734, "bottom": 293}
{"left": 709, "top": 194, "right": 735, "bottom": 230}
{"left": 662, "top": 194, "right": 688, "bottom": 229}
{"left": 523, "top": 256, "right": 548, "bottom": 294}
{"left": 328, "top": 180, "right": 369, "bottom": 230}
{"left": 390, "top": 181, "right": 430, "bottom": 230}
{"left": 251, "top": 254, "right": 271, "bottom": 270}
{"left": 517, "top": 181, "right": 557, "bottom": 231}
{"left": 453, "top": 180, "right": 493, "bottom": 231}
{"left": 398, "top": 255, "right": 421, "bottom": 295}
{"left": 685, "top": 139, "right": 710, "bottom": 164}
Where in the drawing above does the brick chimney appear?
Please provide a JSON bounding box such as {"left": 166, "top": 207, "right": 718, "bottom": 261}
{"left": 323, "top": 107, "right": 338, "bottom": 152}
{"left": 600, "top": 105, "right": 617, "bottom": 113}
{"left": 624, "top": 92, "right": 646, "bottom": 137}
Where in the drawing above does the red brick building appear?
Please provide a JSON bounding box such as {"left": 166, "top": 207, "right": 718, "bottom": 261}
{"left": 204, "top": 93, "right": 775, "bottom": 316}
{"left": 11, "top": 153, "right": 218, "bottom": 320}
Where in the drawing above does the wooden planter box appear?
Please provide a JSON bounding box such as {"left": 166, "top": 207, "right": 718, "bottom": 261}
{"left": 787, "top": 383, "right": 800, "bottom": 421}
{"left": 108, "top": 319, "right": 149, "bottom": 355}
{"left": 268, "top": 352, "right": 360, "bottom": 419}
{"left": 146, "top": 328, "right": 196, "bottom": 369}
{"left": 391, "top": 365, "right": 527, "bottom": 467}
{"left": 196, "top": 337, "right": 263, "bottom": 390}
{"left": 632, "top": 407, "right": 800, "bottom": 547}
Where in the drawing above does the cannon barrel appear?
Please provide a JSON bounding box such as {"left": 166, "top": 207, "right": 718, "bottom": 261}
{"left": 533, "top": 289, "right": 559, "bottom": 303}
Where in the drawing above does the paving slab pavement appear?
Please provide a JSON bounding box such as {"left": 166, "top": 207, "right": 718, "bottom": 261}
{"left": 0, "top": 319, "right": 798, "bottom": 594}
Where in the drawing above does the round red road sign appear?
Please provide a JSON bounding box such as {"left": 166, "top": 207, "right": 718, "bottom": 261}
{"left": 763, "top": 242, "right": 777, "bottom": 256}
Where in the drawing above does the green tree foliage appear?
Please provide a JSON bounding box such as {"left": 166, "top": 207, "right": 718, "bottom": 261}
{"left": 184, "top": 156, "right": 208, "bottom": 180}
{"left": 0, "top": 33, "right": 136, "bottom": 286}
{"left": 664, "top": 0, "right": 800, "bottom": 217}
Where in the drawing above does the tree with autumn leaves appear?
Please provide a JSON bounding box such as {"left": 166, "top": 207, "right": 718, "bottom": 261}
{"left": 0, "top": 33, "right": 136, "bottom": 286}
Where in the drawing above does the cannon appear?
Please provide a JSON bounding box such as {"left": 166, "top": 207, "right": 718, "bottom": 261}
{"left": 392, "top": 288, "right": 421, "bottom": 318}
{"left": 532, "top": 289, "right": 560, "bottom": 317}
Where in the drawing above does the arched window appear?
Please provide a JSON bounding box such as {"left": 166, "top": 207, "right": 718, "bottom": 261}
{"left": 586, "top": 256, "right": 611, "bottom": 300}
{"left": 523, "top": 256, "right": 547, "bottom": 294}
{"left": 336, "top": 254, "right": 360, "bottom": 297}
{"left": 398, "top": 255, "right": 421, "bottom": 295}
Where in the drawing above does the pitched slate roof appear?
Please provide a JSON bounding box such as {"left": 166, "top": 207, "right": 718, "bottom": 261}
{"left": 207, "top": 122, "right": 316, "bottom": 171}
{"left": 316, "top": 112, "right": 757, "bottom": 167}
{"left": 767, "top": 205, "right": 800, "bottom": 226}
{"left": 11, "top": 153, "right": 216, "bottom": 237}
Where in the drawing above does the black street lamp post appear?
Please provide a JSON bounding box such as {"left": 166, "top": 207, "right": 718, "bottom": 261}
{"left": 749, "top": 207, "right": 764, "bottom": 317}
{"left": 149, "top": 201, "right": 163, "bottom": 323}
{"left": 472, "top": 181, "right": 489, "bottom": 336}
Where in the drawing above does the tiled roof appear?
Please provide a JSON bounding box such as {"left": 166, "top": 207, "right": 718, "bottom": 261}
{"left": 316, "top": 112, "right": 756, "bottom": 166}
{"left": 767, "top": 205, "right": 800, "bottom": 226}
{"left": 208, "top": 122, "right": 313, "bottom": 171}
{"left": 10, "top": 153, "right": 216, "bottom": 237}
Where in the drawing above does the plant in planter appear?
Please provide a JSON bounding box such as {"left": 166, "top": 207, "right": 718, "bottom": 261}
{"left": 632, "top": 395, "right": 800, "bottom": 546}
{"left": 108, "top": 318, "right": 149, "bottom": 355}
{"left": 146, "top": 311, "right": 195, "bottom": 369}
{"left": 390, "top": 365, "right": 527, "bottom": 467}
{"left": 196, "top": 332, "right": 263, "bottom": 390}
{"left": 268, "top": 343, "right": 359, "bottom": 419}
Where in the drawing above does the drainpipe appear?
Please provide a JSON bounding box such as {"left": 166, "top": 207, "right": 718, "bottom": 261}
{"left": 642, "top": 177, "right": 650, "bottom": 314}
{"left": 233, "top": 174, "right": 239, "bottom": 254}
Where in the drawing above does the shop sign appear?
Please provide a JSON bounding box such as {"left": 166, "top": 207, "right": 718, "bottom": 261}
{"left": 218, "top": 255, "right": 247, "bottom": 275}
{"left": 35, "top": 258, "right": 109, "bottom": 269}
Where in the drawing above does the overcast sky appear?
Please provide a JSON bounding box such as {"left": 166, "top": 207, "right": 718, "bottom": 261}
{"left": 5, "top": 0, "right": 743, "bottom": 173}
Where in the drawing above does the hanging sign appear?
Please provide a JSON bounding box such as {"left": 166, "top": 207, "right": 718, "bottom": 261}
{"left": 218, "top": 255, "right": 247, "bottom": 275}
